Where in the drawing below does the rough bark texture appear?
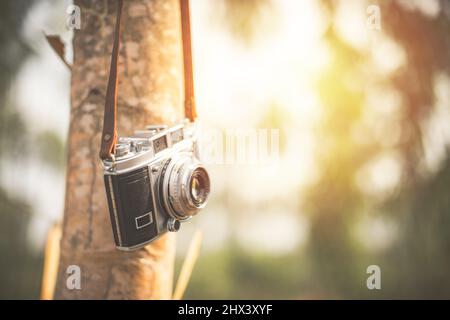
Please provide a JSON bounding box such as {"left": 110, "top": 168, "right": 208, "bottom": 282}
{"left": 54, "top": 0, "right": 183, "bottom": 299}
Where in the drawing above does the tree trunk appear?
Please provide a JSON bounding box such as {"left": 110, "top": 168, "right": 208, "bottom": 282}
{"left": 54, "top": 0, "right": 183, "bottom": 299}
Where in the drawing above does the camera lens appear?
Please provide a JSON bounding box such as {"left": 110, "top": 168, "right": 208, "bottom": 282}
{"left": 189, "top": 167, "right": 210, "bottom": 206}
{"left": 160, "top": 155, "right": 211, "bottom": 220}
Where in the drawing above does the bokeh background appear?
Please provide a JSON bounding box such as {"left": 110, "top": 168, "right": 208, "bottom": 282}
{"left": 0, "top": 0, "right": 449, "bottom": 299}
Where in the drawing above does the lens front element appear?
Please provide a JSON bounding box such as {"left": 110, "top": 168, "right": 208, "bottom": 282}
{"left": 189, "top": 167, "right": 210, "bottom": 206}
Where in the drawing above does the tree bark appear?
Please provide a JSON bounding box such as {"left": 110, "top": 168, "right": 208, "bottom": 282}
{"left": 54, "top": 0, "right": 183, "bottom": 299}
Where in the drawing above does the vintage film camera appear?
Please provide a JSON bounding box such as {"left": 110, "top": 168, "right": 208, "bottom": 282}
{"left": 103, "top": 123, "right": 211, "bottom": 251}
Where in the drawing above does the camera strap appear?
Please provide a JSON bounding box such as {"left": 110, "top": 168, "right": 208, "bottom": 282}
{"left": 100, "top": 0, "right": 197, "bottom": 161}
{"left": 180, "top": 0, "right": 197, "bottom": 122}
{"left": 99, "top": 0, "right": 123, "bottom": 161}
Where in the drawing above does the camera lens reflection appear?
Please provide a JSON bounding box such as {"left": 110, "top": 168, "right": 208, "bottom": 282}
{"left": 189, "top": 167, "right": 210, "bottom": 206}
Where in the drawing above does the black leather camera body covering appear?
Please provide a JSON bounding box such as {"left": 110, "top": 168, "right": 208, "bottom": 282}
{"left": 104, "top": 165, "right": 168, "bottom": 250}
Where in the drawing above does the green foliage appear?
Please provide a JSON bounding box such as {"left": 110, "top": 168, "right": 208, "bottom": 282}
{"left": 302, "top": 0, "right": 450, "bottom": 298}
{"left": 0, "top": 188, "right": 43, "bottom": 299}
{"left": 185, "top": 0, "right": 450, "bottom": 299}
{"left": 36, "top": 130, "right": 66, "bottom": 169}
{"left": 0, "top": 0, "right": 48, "bottom": 299}
{"left": 182, "top": 247, "right": 310, "bottom": 299}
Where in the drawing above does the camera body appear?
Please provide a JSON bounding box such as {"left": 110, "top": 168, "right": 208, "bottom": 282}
{"left": 103, "top": 122, "right": 210, "bottom": 251}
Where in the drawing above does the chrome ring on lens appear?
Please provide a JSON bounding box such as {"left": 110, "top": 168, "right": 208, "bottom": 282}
{"left": 161, "top": 154, "right": 211, "bottom": 220}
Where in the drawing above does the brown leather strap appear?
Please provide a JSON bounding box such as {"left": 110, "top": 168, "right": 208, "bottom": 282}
{"left": 100, "top": 0, "right": 196, "bottom": 161}
{"left": 180, "top": 0, "right": 197, "bottom": 122}
{"left": 100, "top": 0, "right": 123, "bottom": 161}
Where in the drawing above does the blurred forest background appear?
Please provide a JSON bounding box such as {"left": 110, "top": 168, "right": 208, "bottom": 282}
{"left": 0, "top": 0, "right": 449, "bottom": 299}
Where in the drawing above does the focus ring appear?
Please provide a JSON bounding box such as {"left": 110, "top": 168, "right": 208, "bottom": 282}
{"left": 168, "top": 162, "right": 184, "bottom": 218}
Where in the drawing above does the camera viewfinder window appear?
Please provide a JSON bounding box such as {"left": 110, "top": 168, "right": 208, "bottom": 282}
{"left": 171, "top": 128, "right": 184, "bottom": 144}
{"left": 153, "top": 136, "right": 168, "bottom": 153}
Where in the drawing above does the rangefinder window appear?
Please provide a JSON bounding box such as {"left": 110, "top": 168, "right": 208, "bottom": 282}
{"left": 153, "top": 135, "right": 168, "bottom": 153}
{"left": 171, "top": 128, "right": 184, "bottom": 144}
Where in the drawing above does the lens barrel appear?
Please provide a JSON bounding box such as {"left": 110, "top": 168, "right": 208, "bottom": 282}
{"left": 161, "top": 155, "right": 210, "bottom": 220}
